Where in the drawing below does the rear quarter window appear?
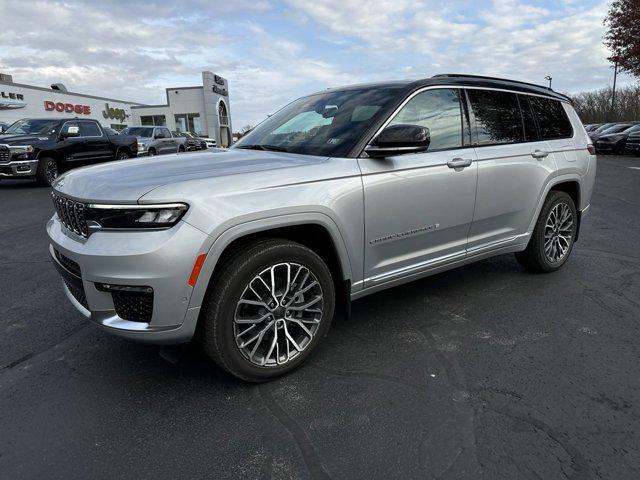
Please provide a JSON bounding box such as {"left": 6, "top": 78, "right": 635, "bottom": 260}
{"left": 467, "top": 89, "right": 524, "bottom": 145}
{"left": 529, "top": 97, "right": 573, "bottom": 139}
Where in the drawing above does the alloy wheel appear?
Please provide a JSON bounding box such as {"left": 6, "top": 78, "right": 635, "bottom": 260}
{"left": 45, "top": 159, "right": 58, "bottom": 184}
{"left": 544, "top": 202, "right": 573, "bottom": 263}
{"left": 233, "top": 262, "right": 324, "bottom": 367}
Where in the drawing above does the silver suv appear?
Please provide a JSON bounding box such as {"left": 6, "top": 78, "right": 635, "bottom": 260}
{"left": 48, "top": 74, "right": 596, "bottom": 381}
{"left": 120, "top": 126, "right": 185, "bottom": 156}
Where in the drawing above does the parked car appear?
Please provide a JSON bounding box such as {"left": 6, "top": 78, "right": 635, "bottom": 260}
{"left": 104, "top": 127, "right": 120, "bottom": 136}
{"left": 0, "top": 118, "right": 137, "bottom": 186}
{"left": 584, "top": 123, "right": 602, "bottom": 132}
{"left": 47, "top": 74, "right": 596, "bottom": 381}
{"left": 172, "top": 131, "right": 207, "bottom": 151}
{"left": 624, "top": 130, "right": 640, "bottom": 156}
{"left": 120, "top": 126, "right": 185, "bottom": 156}
{"left": 595, "top": 124, "right": 640, "bottom": 154}
{"left": 589, "top": 122, "right": 629, "bottom": 142}
{"left": 203, "top": 137, "right": 217, "bottom": 148}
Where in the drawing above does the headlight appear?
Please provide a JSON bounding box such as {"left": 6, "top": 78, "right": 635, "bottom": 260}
{"left": 9, "top": 145, "right": 34, "bottom": 158}
{"left": 138, "top": 143, "right": 146, "bottom": 151}
{"left": 85, "top": 203, "right": 188, "bottom": 229}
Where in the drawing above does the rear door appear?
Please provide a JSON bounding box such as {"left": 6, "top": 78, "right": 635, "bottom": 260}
{"left": 78, "top": 121, "right": 112, "bottom": 162}
{"left": 358, "top": 87, "right": 478, "bottom": 287}
{"left": 465, "top": 89, "right": 558, "bottom": 253}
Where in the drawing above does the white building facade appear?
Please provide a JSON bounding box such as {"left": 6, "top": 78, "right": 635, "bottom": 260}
{"left": 130, "top": 71, "right": 233, "bottom": 147}
{"left": 0, "top": 71, "right": 232, "bottom": 146}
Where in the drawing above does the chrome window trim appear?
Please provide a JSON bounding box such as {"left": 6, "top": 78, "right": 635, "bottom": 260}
{"left": 360, "top": 84, "right": 574, "bottom": 156}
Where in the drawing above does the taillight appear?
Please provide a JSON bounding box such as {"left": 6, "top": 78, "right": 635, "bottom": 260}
{"left": 587, "top": 144, "right": 596, "bottom": 155}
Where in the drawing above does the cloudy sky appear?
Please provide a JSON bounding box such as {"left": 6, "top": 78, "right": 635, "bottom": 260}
{"left": 0, "top": 0, "right": 629, "bottom": 128}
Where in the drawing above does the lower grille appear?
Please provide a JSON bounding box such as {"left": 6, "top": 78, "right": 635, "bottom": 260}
{"left": 63, "top": 277, "right": 89, "bottom": 310}
{"left": 112, "top": 291, "right": 154, "bottom": 323}
{"left": 55, "top": 250, "right": 81, "bottom": 277}
{"left": 0, "top": 166, "right": 11, "bottom": 175}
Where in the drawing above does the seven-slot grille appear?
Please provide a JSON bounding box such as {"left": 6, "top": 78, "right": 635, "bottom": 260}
{"left": 52, "top": 192, "right": 89, "bottom": 237}
{"left": 0, "top": 146, "right": 10, "bottom": 162}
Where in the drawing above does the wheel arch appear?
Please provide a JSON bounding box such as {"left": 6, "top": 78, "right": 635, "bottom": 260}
{"left": 188, "top": 213, "right": 354, "bottom": 315}
{"left": 527, "top": 176, "right": 583, "bottom": 243}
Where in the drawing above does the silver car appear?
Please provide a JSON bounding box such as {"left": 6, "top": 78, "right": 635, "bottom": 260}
{"left": 120, "top": 126, "right": 185, "bottom": 156}
{"left": 47, "top": 74, "right": 596, "bottom": 381}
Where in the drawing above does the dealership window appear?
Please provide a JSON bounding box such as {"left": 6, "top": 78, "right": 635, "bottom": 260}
{"left": 174, "top": 113, "right": 202, "bottom": 135}
{"left": 140, "top": 115, "right": 166, "bottom": 126}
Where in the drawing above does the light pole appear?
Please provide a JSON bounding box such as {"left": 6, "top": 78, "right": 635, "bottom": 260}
{"left": 611, "top": 61, "right": 618, "bottom": 115}
{"left": 545, "top": 75, "right": 552, "bottom": 89}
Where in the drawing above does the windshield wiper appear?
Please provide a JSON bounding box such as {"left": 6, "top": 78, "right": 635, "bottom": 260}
{"left": 236, "top": 144, "right": 290, "bottom": 152}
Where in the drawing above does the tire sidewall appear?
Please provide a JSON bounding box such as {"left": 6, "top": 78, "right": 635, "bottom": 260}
{"left": 206, "top": 243, "right": 335, "bottom": 381}
{"left": 534, "top": 191, "right": 577, "bottom": 271}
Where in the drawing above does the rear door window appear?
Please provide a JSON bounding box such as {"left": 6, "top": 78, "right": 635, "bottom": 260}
{"left": 467, "top": 89, "right": 524, "bottom": 145}
{"left": 388, "top": 88, "right": 463, "bottom": 151}
{"left": 80, "top": 121, "right": 102, "bottom": 137}
{"left": 529, "top": 97, "right": 573, "bottom": 139}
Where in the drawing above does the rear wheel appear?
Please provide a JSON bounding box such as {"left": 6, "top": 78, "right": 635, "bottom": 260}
{"left": 201, "top": 239, "right": 335, "bottom": 382}
{"left": 35, "top": 156, "right": 59, "bottom": 186}
{"left": 147, "top": 148, "right": 156, "bottom": 157}
{"left": 515, "top": 190, "right": 577, "bottom": 272}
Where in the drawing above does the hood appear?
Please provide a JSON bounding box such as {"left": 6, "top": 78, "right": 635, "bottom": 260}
{"left": 0, "top": 133, "right": 51, "bottom": 144}
{"left": 52, "top": 148, "right": 328, "bottom": 202}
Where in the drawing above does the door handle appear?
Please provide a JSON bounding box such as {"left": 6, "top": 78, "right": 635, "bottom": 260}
{"left": 531, "top": 149, "right": 549, "bottom": 160}
{"left": 447, "top": 158, "right": 473, "bottom": 170}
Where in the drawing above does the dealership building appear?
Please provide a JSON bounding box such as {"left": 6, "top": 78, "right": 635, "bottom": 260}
{"left": 0, "top": 71, "right": 233, "bottom": 146}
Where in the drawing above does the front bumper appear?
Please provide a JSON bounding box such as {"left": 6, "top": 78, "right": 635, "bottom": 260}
{"left": 0, "top": 159, "right": 38, "bottom": 178}
{"left": 47, "top": 215, "right": 213, "bottom": 344}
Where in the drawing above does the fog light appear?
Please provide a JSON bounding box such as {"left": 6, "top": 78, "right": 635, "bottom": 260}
{"left": 16, "top": 165, "right": 30, "bottom": 172}
{"left": 96, "top": 283, "right": 153, "bottom": 293}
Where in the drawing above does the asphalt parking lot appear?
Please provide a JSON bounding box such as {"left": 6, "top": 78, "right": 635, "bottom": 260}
{"left": 1, "top": 155, "right": 639, "bottom": 479}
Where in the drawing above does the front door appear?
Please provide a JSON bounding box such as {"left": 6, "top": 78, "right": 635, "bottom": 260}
{"left": 358, "top": 88, "right": 478, "bottom": 288}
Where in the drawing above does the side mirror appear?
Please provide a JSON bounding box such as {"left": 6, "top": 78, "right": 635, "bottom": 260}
{"left": 364, "top": 124, "right": 430, "bottom": 158}
{"left": 60, "top": 126, "right": 80, "bottom": 138}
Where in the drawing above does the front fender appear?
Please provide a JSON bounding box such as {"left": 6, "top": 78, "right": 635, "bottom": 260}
{"left": 186, "top": 211, "right": 355, "bottom": 310}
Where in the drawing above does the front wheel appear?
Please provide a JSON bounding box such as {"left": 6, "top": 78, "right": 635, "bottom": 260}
{"left": 35, "top": 156, "right": 59, "bottom": 186}
{"left": 515, "top": 190, "right": 577, "bottom": 272}
{"left": 201, "top": 239, "right": 335, "bottom": 382}
{"left": 116, "top": 150, "right": 130, "bottom": 160}
{"left": 178, "top": 145, "right": 185, "bottom": 153}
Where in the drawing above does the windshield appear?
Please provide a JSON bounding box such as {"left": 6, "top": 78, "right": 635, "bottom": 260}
{"left": 121, "top": 127, "right": 154, "bottom": 138}
{"left": 4, "top": 119, "right": 58, "bottom": 135}
{"left": 233, "top": 87, "right": 403, "bottom": 157}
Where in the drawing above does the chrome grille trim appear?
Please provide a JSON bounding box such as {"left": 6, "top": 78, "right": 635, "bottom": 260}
{"left": 52, "top": 192, "right": 89, "bottom": 237}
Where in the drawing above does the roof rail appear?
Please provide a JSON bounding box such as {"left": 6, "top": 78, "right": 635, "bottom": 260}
{"left": 431, "top": 73, "right": 571, "bottom": 102}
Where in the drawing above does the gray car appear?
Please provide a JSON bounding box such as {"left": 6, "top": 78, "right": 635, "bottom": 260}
{"left": 47, "top": 74, "right": 596, "bottom": 381}
{"left": 120, "top": 126, "right": 185, "bottom": 156}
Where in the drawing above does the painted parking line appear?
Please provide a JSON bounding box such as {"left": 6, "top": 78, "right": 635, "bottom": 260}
{"left": 629, "top": 167, "right": 640, "bottom": 170}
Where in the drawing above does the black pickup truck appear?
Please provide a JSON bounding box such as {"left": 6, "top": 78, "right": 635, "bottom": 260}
{"left": 0, "top": 118, "right": 138, "bottom": 186}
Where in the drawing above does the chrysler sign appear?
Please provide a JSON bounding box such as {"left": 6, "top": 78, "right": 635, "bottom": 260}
{"left": 0, "top": 91, "right": 26, "bottom": 110}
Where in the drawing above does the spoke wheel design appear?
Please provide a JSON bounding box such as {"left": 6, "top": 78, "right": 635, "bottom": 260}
{"left": 45, "top": 159, "right": 58, "bottom": 184}
{"left": 234, "top": 262, "right": 323, "bottom": 367}
{"left": 544, "top": 202, "right": 573, "bottom": 263}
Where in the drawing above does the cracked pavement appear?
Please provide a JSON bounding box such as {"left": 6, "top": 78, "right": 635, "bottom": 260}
{"left": 1, "top": 156, "right": 639, "bottom": 479}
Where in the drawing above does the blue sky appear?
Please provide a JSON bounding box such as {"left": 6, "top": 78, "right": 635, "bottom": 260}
{"left": 0, "top": 0, "right": 629, "bottom": 128}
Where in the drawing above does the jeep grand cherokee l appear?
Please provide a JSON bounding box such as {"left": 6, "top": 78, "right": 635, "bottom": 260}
{"left": 47, "top": 74, "right": 596, "bottom": 381}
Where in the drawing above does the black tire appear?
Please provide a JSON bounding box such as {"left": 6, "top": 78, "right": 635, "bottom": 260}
{"left": 201, "top": 238, "right": 336, "bottom": 382}
{"left": 178, "top": 145, "right": 185, "bottom": 153}
{"left": 35, "top": 156, "right": 59, "bottom": 187}
{"left": 515, "top": 190, "right": 577, "bottom": 273}
{"left": 116, "top": 150, "right": 130, "bottom": 160}
{"left": 147, "top": 148, "right": 156, "bottom": 157}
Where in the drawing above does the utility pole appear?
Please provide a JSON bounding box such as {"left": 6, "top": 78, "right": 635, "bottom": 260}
{"left": 545, "top": 75, "right": 552, "bottom": 88}
{"left": 611, "top": 61, "right": 618, "bottom": 117}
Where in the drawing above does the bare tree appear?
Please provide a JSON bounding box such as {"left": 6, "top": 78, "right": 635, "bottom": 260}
{"left": 604, "top": 0, "right": 640, "bottom": 77}
{"left": 571, "top": 85, "right": 640, "bottom": 123}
